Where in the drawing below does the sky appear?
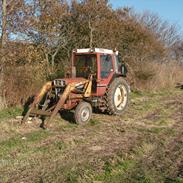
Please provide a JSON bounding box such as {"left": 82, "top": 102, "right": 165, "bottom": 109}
{"left": 110, "top": 0, "right": 183, "bottom": 31}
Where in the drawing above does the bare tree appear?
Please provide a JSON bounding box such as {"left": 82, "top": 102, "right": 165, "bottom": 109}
{"left": 138, "top": 11, "right": 181, "bottom": 48}
{"left": 0, "top": 0, "right": 7, "bottom": 108}
{"left": 172, "top": 40, "right": 183, "bottom": 62}
{"left": 1, "top": 0, "right": 7, "bottom": 47}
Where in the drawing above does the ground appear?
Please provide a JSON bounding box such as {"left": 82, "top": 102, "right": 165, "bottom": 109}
{"left": 0, "top": 89, "right": 183, "bottom": 183}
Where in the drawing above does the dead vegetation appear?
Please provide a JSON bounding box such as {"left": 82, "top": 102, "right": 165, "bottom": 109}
{"left": 0, "top": 89, "right": 182, "bottom": 183}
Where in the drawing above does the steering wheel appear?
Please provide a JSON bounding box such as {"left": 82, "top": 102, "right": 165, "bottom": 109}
{"left": 80, "top": 66, "right": 88, "bottom": 72}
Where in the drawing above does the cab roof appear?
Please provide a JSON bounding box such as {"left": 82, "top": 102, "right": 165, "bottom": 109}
{"left": 74, "top": 48, "right": 118, "bottom": 55}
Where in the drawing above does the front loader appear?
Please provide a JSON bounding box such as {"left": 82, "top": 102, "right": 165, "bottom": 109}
{"left": 22, "top": 48, "right": 129, "bottom": 128}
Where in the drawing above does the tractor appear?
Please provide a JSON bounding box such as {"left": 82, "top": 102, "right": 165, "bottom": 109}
{"left": 22, "top": 48, "right": 129, "bottom": 128}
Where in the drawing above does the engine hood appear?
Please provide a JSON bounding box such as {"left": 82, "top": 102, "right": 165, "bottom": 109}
{"left": 53, "top": 77, "right": 87, "bottom": 87}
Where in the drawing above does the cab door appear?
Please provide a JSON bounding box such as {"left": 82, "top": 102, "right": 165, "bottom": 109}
{"left": 97, "top": 54, "right": 114, "bottom": 96}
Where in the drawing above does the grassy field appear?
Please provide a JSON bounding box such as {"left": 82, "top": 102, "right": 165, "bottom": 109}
{"left": 0, "top": 89, "right": 183, "bottom": 183}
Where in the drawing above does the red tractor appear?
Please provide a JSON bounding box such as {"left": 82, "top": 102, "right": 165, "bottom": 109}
{"left": 22, "top": 48, "right": 129, "bottom": 127}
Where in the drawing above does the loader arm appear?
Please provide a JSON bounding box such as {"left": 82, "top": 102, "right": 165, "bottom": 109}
{"left": 22, "top": 76, "right": 93, "bottom": 127}
{"left": 21, "top": 82, "right": 52, "bottom": 124}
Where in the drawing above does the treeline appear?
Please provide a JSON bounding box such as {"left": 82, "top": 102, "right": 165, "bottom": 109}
{"left": 0, "top": 0, "right": 183, "bottom": 108}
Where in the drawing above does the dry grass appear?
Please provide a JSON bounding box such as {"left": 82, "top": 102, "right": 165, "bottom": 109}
{"left": 3, "top": 65, "right": 46, "bottom": 106}
{"left": 135, "top": 62, "right": 183, "bottom": 91}
{"left": 0, "top": 88, "right": 183, "bottom": 183}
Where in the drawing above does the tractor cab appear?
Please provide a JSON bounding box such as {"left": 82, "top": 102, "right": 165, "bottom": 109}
{"left": 72, "top": 48, "right": 127, "bottom": 96}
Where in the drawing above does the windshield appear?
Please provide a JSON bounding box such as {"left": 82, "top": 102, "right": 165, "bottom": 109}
{"left": 75, "top": 54, "right": 97, "bottom": 78}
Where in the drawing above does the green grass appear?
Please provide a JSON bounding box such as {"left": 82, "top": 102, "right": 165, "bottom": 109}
{"left": 0, "top": 130, "right": 51, "bottom": 157}
{"left": 0, "top": 88, "right": 183, "bottom": 183}
{"left": 0, "top": 107, "right": 22, "bottom": 121}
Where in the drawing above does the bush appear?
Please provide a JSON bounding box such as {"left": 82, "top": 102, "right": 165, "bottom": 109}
{"left": 3, "top": 64, "right": 46, "bottom": 106}
{"left": 135, "top": 62, "right": 183, "bottom": 91}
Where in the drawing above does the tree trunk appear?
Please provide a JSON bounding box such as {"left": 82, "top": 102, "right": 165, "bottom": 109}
{"left": 0, "top": 0, "right": 7, "bottom": 109}
{"left": 1, "top": 0, "right": 7, "bottom": 48}
{"left": 51, "top": 47, "right": 60, "bottom": 69}
{"left": 89, "top": 18, "right": 94, "bottom": 48}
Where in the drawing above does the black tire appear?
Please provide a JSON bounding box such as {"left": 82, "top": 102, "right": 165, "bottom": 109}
{"left": 106, "top": 78, "right": 129, "bottom": 115}
{"left": 74, "top": 101, "right": 92, "bottom": 124}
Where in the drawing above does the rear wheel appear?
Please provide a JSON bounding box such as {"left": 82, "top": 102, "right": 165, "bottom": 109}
{"left": 74, "top": 101, "right": 92, "bottom": 124}
{"left": 106, "top": 78, "right": 129, "bottom": 115}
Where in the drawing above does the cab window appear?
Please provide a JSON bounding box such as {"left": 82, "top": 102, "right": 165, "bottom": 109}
{"left": 75, "top": 54, "right": 97, "bottom": 78}
{"left": 100, "top": 55, "right": 113, "bottom": 78}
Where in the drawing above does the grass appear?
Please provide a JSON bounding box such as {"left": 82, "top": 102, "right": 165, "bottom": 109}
{"left": 0, "top": 130, "right": 52, "bottom": 159}
{"left": 94, "top": 158, "right": 137, "bottom": 182}
{"left": 0, "top": 88, "right": 183, "bottom": 183}
{"left": 0, "top": 107, "right": 22, "bottom": 121}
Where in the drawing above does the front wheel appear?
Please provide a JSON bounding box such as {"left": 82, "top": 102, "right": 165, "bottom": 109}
{"left": 74, "top": 101, "right": 92, "bottom": 124}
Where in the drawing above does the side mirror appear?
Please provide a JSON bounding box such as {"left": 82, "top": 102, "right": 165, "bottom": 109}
{"left": 121, "top": 64, "right": 128, "bottom": 76}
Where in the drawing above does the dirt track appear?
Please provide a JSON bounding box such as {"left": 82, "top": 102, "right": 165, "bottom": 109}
{"left": 0, "top": 89, "right": 183, "bottom": 183}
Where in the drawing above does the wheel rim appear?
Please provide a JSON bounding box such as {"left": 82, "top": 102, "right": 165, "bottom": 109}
{"left": 81, "top": 107, "right": 90, "bottom": 122}
{"left": 114, "top": 84, "right": 127, "bottom": 110}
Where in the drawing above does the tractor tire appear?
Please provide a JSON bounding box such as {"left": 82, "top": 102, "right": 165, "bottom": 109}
{"left": 106, "top": 78, "right": 129, "bottom": 115}
{"left": 74, "top": 101, "right": 92, "bottom": 124}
